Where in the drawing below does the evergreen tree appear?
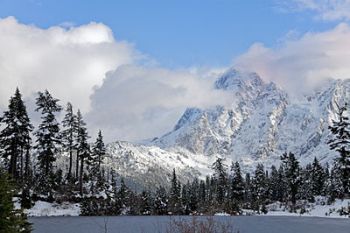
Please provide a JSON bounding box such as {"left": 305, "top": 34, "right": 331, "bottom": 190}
{"left": 169, "top": 169, "right": 181, "bottom": 214}
{"left": 328, "top": 103, "right": 350, "bottom": 195}
{"left": 244, "top": 173, "right": 252, "bottom": 207}
{"left": 269, "top": 165, "right": 280, "bottom": 202}
{"left": 198, "top": 179, "right": 206, "bottom": 211}
{"left": 139, "top": 190, "right": 152, "bottom": 215}
{"left": 92, "top": 130, "right": 106, "bottom": 172}
{"left": 212, "top": 158, "right": 227, "bottom": 205}
{"left": 328, "top": 162, "right": 344, "bottom": 200}
{"left": 90, "top": 130, "right": 106, "bottom": 194}
{"left": 0, "top": 88, "right": 33, "bottom": 180}
{"left": 75, "top": 110, "right": 90, "bottom": 196}
{"left": 205, "top": 175, "right": 214, "bottom": 206}
{"left": 116, "top": 178, "right": 132, "bottom": 214}
{"left": 189, "top": 178, "right": 199, "bottom": 213}
{"left": 75, "top": 110, "right": 84, "bottom": 179}
{"left": 310, "top": 157, "right": 326, "bottom": 196}
{"left": 34, "top": 90, "right": 62, "bottom": 195}
{"left": 61, "top": 102, "right": 77, "bottom": 180}
{"left": 154, "top": 186, "right": 168, "bottom": 215}
{"left": 181, "top": 182, "right": 190, "bottom": 214}
{"left": 281, "top": 152, "right": 301, "bottom": 212}
{"left": 0, "top": 169, "right": 32, "bottom": 233}
{"left": 251, "top": 163, "right": 267, "bottom": 213}
{"left": 229, "top": 161, "right": 244, "bottom": 213}
{"left": 277, "top": 166, "right": 287, "bottom": 202}
{"left": 300, "top": 164, "right": 314, "bottom": 202}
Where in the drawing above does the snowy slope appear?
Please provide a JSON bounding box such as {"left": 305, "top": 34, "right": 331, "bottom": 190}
{"left": 100, "top": 68, "right": 350, "bottom": 187}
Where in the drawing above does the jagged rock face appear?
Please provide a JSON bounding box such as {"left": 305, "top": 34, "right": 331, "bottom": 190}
{"left": 153, "top": 70, "right": 290, "bottom": 162}
{"left": 104, "top": 69, "right": 350, "bottom": 187}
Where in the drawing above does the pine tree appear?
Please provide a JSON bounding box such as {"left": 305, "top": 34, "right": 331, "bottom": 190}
{"left": 75, "top": 110, "right": 84, "bottom": 179}
{"left": 251, "top": 163, "right": 267, "bottom": 213}
{"left": 300, "top": 164, "right": 314, "bottom": 202}
{"left": 281, "top": 152, "right": 301, "bottom": 212}
{"left": 229, "top": 161, "right": 244, "bottom": 213}
{"left": 328, "top": 103, "right": 350, "bottom": 195}
{"left": 269, "top": 165, "right": 280, "bottom": 202}
{"left": 0, "top": 169, "right": 32, "bottom": 233}
{"left": 328, "top": 162, "right": 344, "bottom": 200}
{"left": 169, "top": 169, "right": 181, "bottom": 214}
{"left": 90, "top": 130, "right": 106, "bottom": 194}
{"left": 34, "top": 90, "right": 62, "bottom": 176}
{"left": 181, "top": 181, "right": 190, "bottom": 214}
{"left": 0, "top": 88, "right": 33, "bottom": 180}
{"left": 92, "top": 130, "right": 106, "bottom": 172}
{"left": 277, "top": 166, "right": 287, "bottom": 202}
{"left": 139, "top": 190, "right": 152, "bottom": 215}
{"left": 34, "top": 90, "right": 62, "bottom": 196}
{"left": 61, "top": 102, "right": 77, "bottom": 181}
{"left": 212, "top": 158, "right": 227, "bottom": 205}
{"left": 310, "top": 157, "right": 326, "bottom": 196}
{"left": 244, "top": 173, "right": 252, "bottom": 206}
{"left": 75, "top": 110, "right": 90, "bottom": 196}
{"left": 189, "top": 178, "right": 199, "bottom": 213}
{"left": 116, "top": 178, "right": 132, "bottom": 214}
{"left": 154, "top": 186, "right": 168, "bottom": 215}
{"left": 198, "top": 179, "right": 206, "bottom": 211}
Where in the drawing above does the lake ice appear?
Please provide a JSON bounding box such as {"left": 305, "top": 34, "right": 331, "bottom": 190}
{"left": 30, "top": 216, "right": 350, "bottom": 233}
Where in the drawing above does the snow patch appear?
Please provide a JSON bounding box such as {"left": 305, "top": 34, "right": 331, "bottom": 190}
{"left": 25, "top": 201, "right": 80, "bottom": 217}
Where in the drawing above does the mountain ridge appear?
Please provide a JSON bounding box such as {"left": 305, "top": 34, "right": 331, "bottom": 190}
{"left": 100, "top": 68, "right": 350, "bottom": 188}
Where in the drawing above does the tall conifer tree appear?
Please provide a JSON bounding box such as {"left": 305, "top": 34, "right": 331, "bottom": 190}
{"left": 34, "top": 90, "right": 62, "bottom": 195}
{"left": 328, "top": 103, "right": 350, "bottom": 195}
{"left": 61, "top": 102, "right": 77, "bottom": 180}
{"left": 0, "top": 88, "right": 33, "bottom": 180}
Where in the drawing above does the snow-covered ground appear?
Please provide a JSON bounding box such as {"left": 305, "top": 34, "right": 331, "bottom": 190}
{"left": 265, "top": 197, "right": 350, "bottom": 218}
{"left": 25, "top": 201, "right": 80, "bottom": 217}
{"left": 22, "top": 197, "right": 349, "bottom": 218}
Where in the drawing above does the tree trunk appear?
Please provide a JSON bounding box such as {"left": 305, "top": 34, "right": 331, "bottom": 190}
{"left": 79, "top": 153, "right": 84, "bottom": 196}
{"left": 9, "top": 153, "right": 16, "bottom": 178}
{"left": 76, "top": 150, "right": 79, "bottom": 179}
{"left": 20, "top": 149, "right": 23, "bottom": 180}
{"left": 24, "top": 146, "right": 30, "bottom": 177}
{"left": 68, "top": 146, "right": 72, "bottom": 180}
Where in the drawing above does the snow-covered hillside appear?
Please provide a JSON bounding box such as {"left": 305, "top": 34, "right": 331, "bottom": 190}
{"left": 101, "top": 68, "right": 350, "bottom": 187}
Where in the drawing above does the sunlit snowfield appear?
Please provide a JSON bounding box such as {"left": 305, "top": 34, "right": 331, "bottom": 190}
{"left": 30, "top": 216, "right": 350, "bottom": 233}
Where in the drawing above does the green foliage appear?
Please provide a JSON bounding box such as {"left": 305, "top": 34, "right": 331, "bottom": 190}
{"left": 0, "top": 170, "right": 32, "bottom": 233}
{"left": 328, "top": 103, "right": 350, "bottom": 195}
{"left": 0, "top": 88, "right": 33, "bottom": 180}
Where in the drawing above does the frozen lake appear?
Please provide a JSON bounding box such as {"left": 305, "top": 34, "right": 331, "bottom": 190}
{"left": 30, "top": 216, "right": 350, "bottom": 233}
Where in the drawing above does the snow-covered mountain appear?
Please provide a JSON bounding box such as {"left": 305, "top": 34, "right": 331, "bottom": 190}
{"left": 103, "top": 68, "right": 350, "bottom": 188}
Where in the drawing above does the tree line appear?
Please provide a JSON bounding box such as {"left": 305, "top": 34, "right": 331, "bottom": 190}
{"left": 0, "top": 88, "right": 107, "bottom": 232}
{"left": 0, "top": 88, "right": 349, "bottom": 232}
{"left": 79, "top": 103, "right": 350, "bottom": 216}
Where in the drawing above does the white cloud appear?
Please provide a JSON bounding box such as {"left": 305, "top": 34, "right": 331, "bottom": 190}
{"left": 282, "top": 0, "right": 350, "bottom": 21}
{"left": 234, "top": 23, "right": 350, "bottom": 93}
{"left": 0, "top": 16, "right": 138, "bottom": 113}
{"left": 87, "top": 65, "right": 231, "bottom": 142}
{"left": 0, "top": 17, "right": 230, "bottom": 142}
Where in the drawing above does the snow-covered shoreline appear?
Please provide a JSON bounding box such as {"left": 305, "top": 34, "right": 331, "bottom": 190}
{"left": 25, "top": 198, "right": 350, "bottom": 219}
{"left": 25, "top": 201, "right": 81, "bottom": 217}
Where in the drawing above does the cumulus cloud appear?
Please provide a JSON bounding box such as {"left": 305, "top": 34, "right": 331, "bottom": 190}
{"left": 280, "top": 0, "right": 350, "bottom": 21}
{"left": 87, "top": 65, "right": 231, "bottom": 142}
{"left": 0, "top": 16, "right": 138, "bottom": 113}
{"left": 234, "top": 23, "right": 350, "bottom": 93}
{"left": 0, "top": 16, "right": 231, "bottom": 142}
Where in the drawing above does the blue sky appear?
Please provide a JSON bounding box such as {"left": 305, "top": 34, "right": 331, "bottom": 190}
{"left": 0, "top": 0, "right": 340, "bottom": 68}
{"left": 1, "top": 0, "right": 350, "bottom": 141}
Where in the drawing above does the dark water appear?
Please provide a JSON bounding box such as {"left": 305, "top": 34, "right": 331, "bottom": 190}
{"left": 30, "top": 216, "right": 350, "bottom": 233}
